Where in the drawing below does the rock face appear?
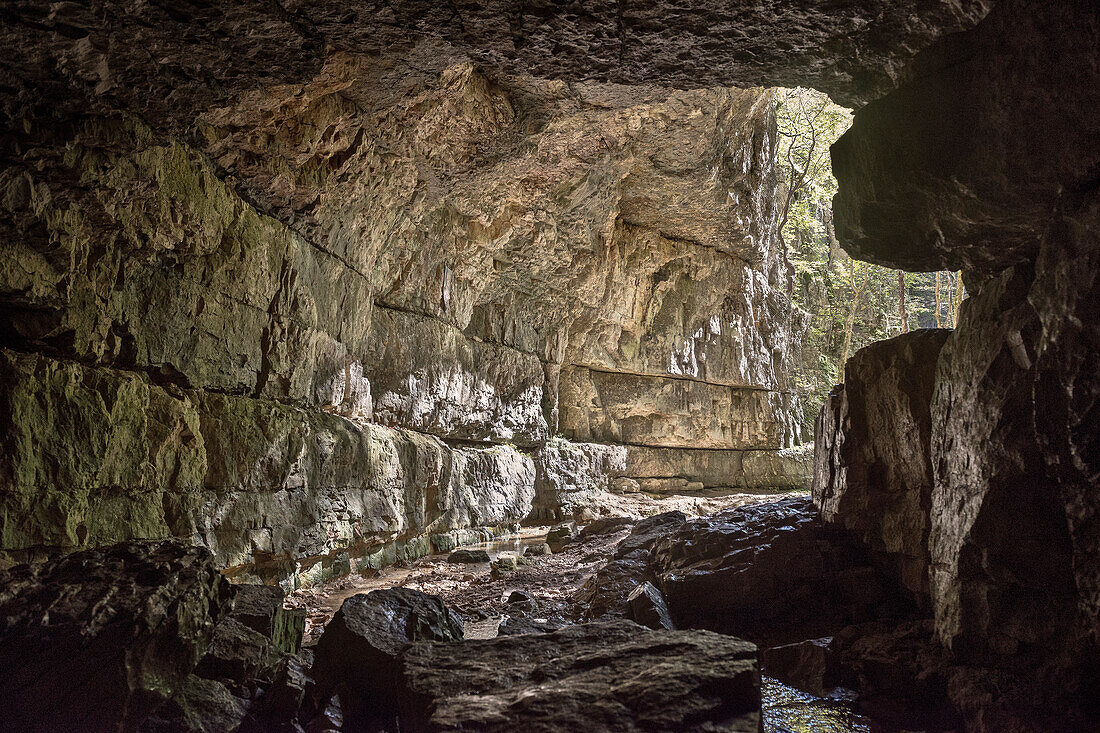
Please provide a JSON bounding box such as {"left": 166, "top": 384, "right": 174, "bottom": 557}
{"left": 0, "top": 21, "right": 812, "bottom": 573}
{"left": 813, "top": 329, "right": 950, "bottom": 603}
{"left": 396, "top": 620, "right": 761, "bottom": 733}
{"left": 0, "top": 540, "right": 232, "bottom": 733}
{"left": 832, "top": 0, "right": 1100, "bottom": 272}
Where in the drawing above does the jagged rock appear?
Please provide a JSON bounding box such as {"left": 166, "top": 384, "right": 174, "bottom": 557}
{"left": 230, "top": 585, "right": 305, "bottom": 655}
{"left": 652, "top": 497, "right": 899, "bottom": 641}
{"left": 831, "top": 620, "right": 961, "bottom": 731}
{"left": 491, "top": 552, "right": 521, "bottom": 574}
{"left": 524, "top": 543, "right": 551, "bottom": 557}
{"left": 833, "top": 0, "right": 1099, "bottom": 272}
{"left": 396, "top": 620, "right": 761, "bottom": 732}
{"left": 625, "top": 582, "right": 675, "bottom": 631}
{"left": 762, "top": 638, "right": 837, "bottom": 697}
{"left": 496, "top": 617, "right": 566, "bottom": 636}
{"left": 577, "top": 516, "right": 636, "bottom": 540}
{"left": 195, "top": 616, "right": 280, "bottom": 687}
{"left": 813, "top": 329, "right": 950, "bottom": 604}
{"left": 447, "top": 549, "right": 490, "bottom": 564}
{"left": 546, "top": 522, "right": 579, "bottom": 552}
{"left": 577, "top": 512, "right": 688, "bottom": 620}
{"left": 311, "top": 589, "right": 464, "bottom": 728}
{"left": 257, "top": 653, "right": 314, "bottom": 730}
{"left": 0, "top": 540, "right": 232, "bottom": 733}
{"left": 930, "top": 265, "right": 1079, "bottom": 665}
{"left": 136, "top": 675, "right": 251, "bottom": 733}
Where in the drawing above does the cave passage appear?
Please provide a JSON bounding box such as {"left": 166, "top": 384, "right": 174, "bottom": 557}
{"left": 0, "top": 1, "right": 1097, "bottom": 732}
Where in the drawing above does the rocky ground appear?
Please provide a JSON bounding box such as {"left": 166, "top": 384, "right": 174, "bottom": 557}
{"left": 287, "top": 489, "right": 796, "bottom": 644}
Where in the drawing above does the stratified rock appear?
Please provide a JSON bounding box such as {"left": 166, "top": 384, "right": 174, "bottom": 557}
{"left": 195, "top": 616, "right": 280, "bottom": 686}
{"left": 447, "top": 549, "right": 490, "bottom": 564}
{"left": 0, "top": 540, "right": 232, "bottom": 733}
{"left": 762, "top": 637, "right": 836, "bottom": 697}
{"left": 396, "top": 620, "right": 760, "bottom": 732}
{"left": 832, "top": 0, "right": 1099, "bottom": 271}
{"left": 626, "top": 582, "right": 675, "bottom": 631}
{"left": 813, "top": 329, "right": 950, "bottom": 604}
{"left": 652, "top": 497, "right": 897, "bottom": 640}
{"left": 532, "top": 440, "right": 627, "bottom": 522}
{"left": 929, "top": 265, "right": 1078, "bottom": 665}
{"left": 311, "top": 589, "right": 464, "bottom": 727}
{"left": 546, "top": 522, "right": 579, "bottom": 553}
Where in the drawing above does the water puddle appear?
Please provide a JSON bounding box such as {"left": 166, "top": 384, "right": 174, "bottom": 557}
{"left": 762, "top": 677, "right": 869, "bottom": 733}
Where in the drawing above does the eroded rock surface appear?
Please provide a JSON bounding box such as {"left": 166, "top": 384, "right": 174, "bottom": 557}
{"left": 396, "top": 620, "right": 760, "bottom": 733}
{"left": 814, "top": 329, "right": 950, "bottom": 603}
{"left": 0, "top": 540, "right": 232, "bottom": 733}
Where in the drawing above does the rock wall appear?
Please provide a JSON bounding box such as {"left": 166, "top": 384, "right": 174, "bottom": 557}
{"left": 821, "top": 0, "right": 1100, "bottom": 718}
{"left": 0, "top": 16, "right": 815, "bottom": 581}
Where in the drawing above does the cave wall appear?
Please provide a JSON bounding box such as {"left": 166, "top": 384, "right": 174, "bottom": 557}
{"left": 0, "top": 10, "right": 821, "bottom": 583}
{"left": 818, "top": 0, "right": 1100, "bottom": 710}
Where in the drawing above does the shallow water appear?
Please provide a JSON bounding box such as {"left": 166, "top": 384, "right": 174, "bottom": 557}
{"left": 457, "top": 531, "right": 549, "bottom": 560}
{"left": 762, "top": 677, "right": 870, "bottom": 733}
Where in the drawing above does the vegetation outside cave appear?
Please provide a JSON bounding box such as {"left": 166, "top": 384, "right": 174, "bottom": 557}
{"left": 774, "top": 88, "right": 966, "bottom": 420}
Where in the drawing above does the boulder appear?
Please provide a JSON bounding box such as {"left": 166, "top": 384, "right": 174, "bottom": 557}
{"left": 447, "top": 548, "right": 490, "bottom": 564}
{"left": 310, "top": 589, "right": 464, "bottom": 727}
{"left": 813, "top": 329, "right": 950, "bottom": 604}
{"left": 230, "top": 584, "right": 305, "bottom": 655}
{"left": 0, "top": 540, "right": 232, "bottom": 733}
{"left": 396, "top": 620, "right": 760, "bottom": 732}
{"left": 625, "top": 582, "right": 675, "bottom": 631}
{"left": 524, "top": 542, "right": 552, "bottom": 557}
{"left": 546, "top": 521, "right": 579, "bottom": 552}
{"left": 491, "top": 552, "right": 520, "bottom": 574}
{"left": 652, "top": 497, "right": 899, "bottom": 641}
{"left": 762, "top": 637, "right": 836, "bottom": 697}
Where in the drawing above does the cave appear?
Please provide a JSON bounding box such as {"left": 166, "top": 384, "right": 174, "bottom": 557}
{"left": 0, "top": 1, "right": 1097, "bottom": 731}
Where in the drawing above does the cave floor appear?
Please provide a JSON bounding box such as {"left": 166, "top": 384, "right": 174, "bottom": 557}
{"left": 286, "top": 489, "right": 806, "bottom": 644}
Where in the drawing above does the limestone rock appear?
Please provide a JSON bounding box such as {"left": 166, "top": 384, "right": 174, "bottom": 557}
{"left": 229, "top": 585, "right": 305, "bottom": 655}
{"left": 532, "top": 440, "right": 627, "bottom": 522}
{"left": 396, "top": 620, "right": 760, "bottom": 732}
{"left": 813, "top": 329, "right": 950, "bottom": 604}
{"left": 311, "top": 589, "right": 464, "bottom": 727}
{"left": 546, "top": 522, "right": 579, "bottom": 553}
{"left": 832, "top": 0, "right": 1099, "bottom": 272}
{"left": 0, "top": 540, "right": 232, "bottom": 733}
{"left": 652, "top": 497, "right": 897, "bottom": 640}
{"left": 929, "top": 265, "right": 1078, "bottom": 664}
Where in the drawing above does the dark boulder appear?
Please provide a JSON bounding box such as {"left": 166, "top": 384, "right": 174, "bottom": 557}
{"left": 396, "top": 620, "right": 760, "bottom": 732}
{"left": 230, "top": 584, "right": 306, "bottom": 655}
{"left": 0, "top": 540, "right": 232, "bottom": 733}
{"left": 813, "top": 329, "right": 950, "bottom": 605}
{"left": 310, "top": 588, "right": 464, "bottom": 727}
{"left": 652, "top": 497, "right": 901, "bottom": 642}
{"left": 625, "top": 581, "right": 674, "bottom": 631}
{"left": 762, "top": 637, "right": 837, "bottom": 697}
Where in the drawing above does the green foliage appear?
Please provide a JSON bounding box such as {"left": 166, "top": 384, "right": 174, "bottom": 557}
{"left": 774, "top": 89, "right": 965, "bottom": 420}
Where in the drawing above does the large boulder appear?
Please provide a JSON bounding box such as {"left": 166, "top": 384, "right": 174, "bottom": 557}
{"left": 813, "top": 328, "right": 950, "bottom": 604}
{"left": 0, "top": 540, "right": 232, "bottom": 733}
{"left": 310, "top": 589, "right": 465, "bottom": 727}
{"left": 652, "top": 497, "right": 900, "bottom": 641}
{"left": 396, "top": 620, "right": 760, "bottom": 732}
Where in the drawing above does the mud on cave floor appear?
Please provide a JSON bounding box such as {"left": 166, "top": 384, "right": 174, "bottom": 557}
{"left": 286, "top": 488, "right": 872, "bottom": 733}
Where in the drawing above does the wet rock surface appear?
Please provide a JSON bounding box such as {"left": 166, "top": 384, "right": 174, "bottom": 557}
{"left": 396, "top": 620, "right": 760, "bottom": 733}
{"left": 651, "top": 496, "right": 906, "bottom": 643}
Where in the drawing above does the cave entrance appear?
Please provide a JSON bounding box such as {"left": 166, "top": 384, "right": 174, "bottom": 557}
{"left": 774, "top": 88, "right": 964, "bottom": 421}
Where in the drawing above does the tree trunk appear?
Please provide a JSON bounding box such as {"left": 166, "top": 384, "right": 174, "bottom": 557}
{"left": 897, "top": 270, "right": 909, "bottom": 333}
{"left": 934, "top": 271, "right": 943, "bottom": 327}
